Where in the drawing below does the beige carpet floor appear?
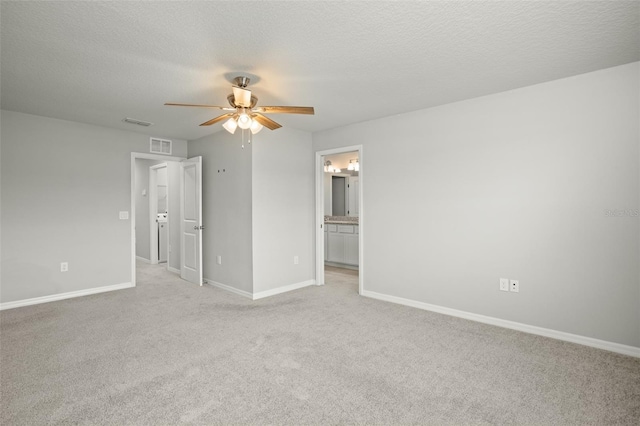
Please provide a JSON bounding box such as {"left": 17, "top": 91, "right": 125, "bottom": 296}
{"left": 1, "top": 262, "right": 639, "bottom": 425}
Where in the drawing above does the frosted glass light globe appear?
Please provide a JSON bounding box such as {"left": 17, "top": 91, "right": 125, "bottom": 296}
{"left": 237, "top": 113, "right": 252, "bottom": 129}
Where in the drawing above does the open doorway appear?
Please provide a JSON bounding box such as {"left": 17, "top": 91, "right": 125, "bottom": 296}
{"left": 133, "top": 157, "right": 182, "bottom": 280}
{"left": 148, "top": 163, "right": 171, "bottom": 268}
{"left": 315, "top": 146, "right": 363, "bottom": 294}
{"left": 130, "top": 152, "right": 203, "bottom": 290}
{"left": 131, "top": 153, "right": 204, "bottom": 287}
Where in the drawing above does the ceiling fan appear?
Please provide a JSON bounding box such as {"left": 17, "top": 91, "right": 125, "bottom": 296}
{"left": 165, "top": 76, "right": 314, "bottom": 135}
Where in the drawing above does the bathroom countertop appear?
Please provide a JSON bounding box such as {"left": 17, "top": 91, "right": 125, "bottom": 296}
{"left": 324, "top": 216, "right": 359, "bottom": 225}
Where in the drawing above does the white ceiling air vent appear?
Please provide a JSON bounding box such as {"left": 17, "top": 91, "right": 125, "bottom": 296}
{"left": 123, "top": 117, "right": 153, "bottom": 127}
{"left": 150, "top": 138, "right": 172, "bottom": 155}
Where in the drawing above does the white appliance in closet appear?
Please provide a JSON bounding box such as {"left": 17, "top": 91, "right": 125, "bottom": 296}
{"left": 157, "top": 213, "right": 168, "bottom": 263}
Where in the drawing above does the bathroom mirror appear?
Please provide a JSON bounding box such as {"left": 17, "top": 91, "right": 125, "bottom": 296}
{"left": 332, "top": 176, "right": 347, "bottom": 216}
{"left": 323, "top": 151, "right": 359, "bottom": 217}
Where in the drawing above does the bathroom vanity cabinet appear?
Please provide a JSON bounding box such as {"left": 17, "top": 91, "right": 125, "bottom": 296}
{"left": 325, "top": 223, "right": 359, "bottom": 266}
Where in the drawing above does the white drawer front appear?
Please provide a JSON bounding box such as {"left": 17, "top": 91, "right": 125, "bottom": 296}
{"left": 327, "top": 224, "right": 338, "bottom": 232}
{"left": 338, "top": 225, "right": 354, "bottom": 234}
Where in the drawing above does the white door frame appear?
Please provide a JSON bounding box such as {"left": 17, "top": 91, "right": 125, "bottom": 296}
{"left": 131, "top": 152, "right": 185, "bottom": 287}
{"left": 315, "top": 145, "right": 363, "bottom": 294}
{"left": 347, "top": 175, "right": 359, "bottom": 217}
{"left": 149, "top": 163, "right": 168, "bottom": 266}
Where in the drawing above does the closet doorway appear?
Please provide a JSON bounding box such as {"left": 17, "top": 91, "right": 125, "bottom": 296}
{"left": 130, "top": 152, "right": 203, "bottom": 287}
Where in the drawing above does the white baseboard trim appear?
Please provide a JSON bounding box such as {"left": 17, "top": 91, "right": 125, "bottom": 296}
{"left": 361, "top": 290, "right": 640, "bottom": 358}
{"left": 136, "top": 256, "right": 150, "bottom": 264}
{"left": 0, "top": 282, "right": 134, "bottom": 311}
{"left": 204, "top": 278, "right": 317, "bottom": 301}
{"left": 252, "top": 279, "right": 316, "bottom": 300}
{"left": 167, "top": 266, "right": 180, "bottom": 274}
{"left": 204, "top": 278, "right": 253, "bottom": 299}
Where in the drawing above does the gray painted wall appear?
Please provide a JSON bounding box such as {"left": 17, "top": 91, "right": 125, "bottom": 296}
{"left": 188, "top": 131, "right": 254, "bottom": 293}
{"left": 187, "top": 127, "right": 315, "bottom": 295}
{"left": 313, "top": 62, "right": 640, "bottom": 347}
{"left": 0, "top": 110, "right": 187, "bottom": 303}
{"left": 252, "top": 127, "right": 314, "bottom": 293}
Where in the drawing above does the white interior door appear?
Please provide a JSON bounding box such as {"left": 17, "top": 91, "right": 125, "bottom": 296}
{"left": 180, "top": 156, "right": 203, "bottom": 286}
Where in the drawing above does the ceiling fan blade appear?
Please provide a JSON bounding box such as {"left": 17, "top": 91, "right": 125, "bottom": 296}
{"left": 199, "top": 113, "right": 234, "bottom": 126}
{"left": 254, "top": 106, "right": 315, "bottom": 115}
{"left": 165, "top": 102, "right": 234, "bottom": 111}
{"left": 252, "top": 113, "right": 282, "bottom": 130}
{"left": 232, "top": 86, "right": 252, "bottom": 108}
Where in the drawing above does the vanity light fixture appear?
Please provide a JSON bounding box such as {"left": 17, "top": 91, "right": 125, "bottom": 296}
{"left": 324, "top": 160, "right": 341, "bottom": 173}
{"left": 347, "top": 159, "right": 360, "bottom": 172}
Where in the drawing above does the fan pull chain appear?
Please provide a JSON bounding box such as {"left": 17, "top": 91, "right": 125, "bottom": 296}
{"left": 239, "top": 128, "right": 253, "bottom": 148}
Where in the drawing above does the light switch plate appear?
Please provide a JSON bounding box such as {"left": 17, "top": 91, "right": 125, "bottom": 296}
{"left": 510, "top": 279, "right": 519, "bottom": 293}
{"left": 119, "top": 211, "right": 129, "bottom": 220}
{"left": 499, "top": 278, "right": 509, "bottom": 292}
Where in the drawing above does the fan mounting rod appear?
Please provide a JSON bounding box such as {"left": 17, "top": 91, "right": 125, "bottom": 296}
{"left": 233, "top": 76, "right": 250, "bottom": 88}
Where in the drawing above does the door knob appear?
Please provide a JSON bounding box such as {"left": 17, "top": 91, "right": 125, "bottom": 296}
{"left": 193, "top": 225, "right": 205, "bottom": 230}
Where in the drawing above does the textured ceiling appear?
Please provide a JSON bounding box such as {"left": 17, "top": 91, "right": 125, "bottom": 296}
{"left": 1, "top": 1, "right": 638, "bottom": 141}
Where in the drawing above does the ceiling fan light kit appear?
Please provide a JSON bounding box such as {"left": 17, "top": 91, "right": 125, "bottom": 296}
{"left": 236, "top": 111, "right": 252, "bottom": 129}
{"left": 222, "top": 117, "right": 238, "bottom": 134}
{"left": 250, "top": 120, "right": 263, "bottom": 134}
{"left": 165, "top": 75, "right": 314, "bottom": 147}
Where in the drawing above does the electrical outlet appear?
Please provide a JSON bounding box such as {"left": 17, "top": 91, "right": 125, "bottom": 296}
{"left": 294, "top": 256, "right": 299, "bottom": 265}
{"left": 60, "top": 262, "right": 68, "bottom": 272}
{"left": 510, "top": 279, "right": 519, "bottom": 293}
{"left": 119, "top": 211, "right": 129, "bottom": 220}
{"left": 216, "top": 255, "right": 222, "bottom": 265}
{"left": 499, "top": 278, "right": 509, "bottom": 292}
